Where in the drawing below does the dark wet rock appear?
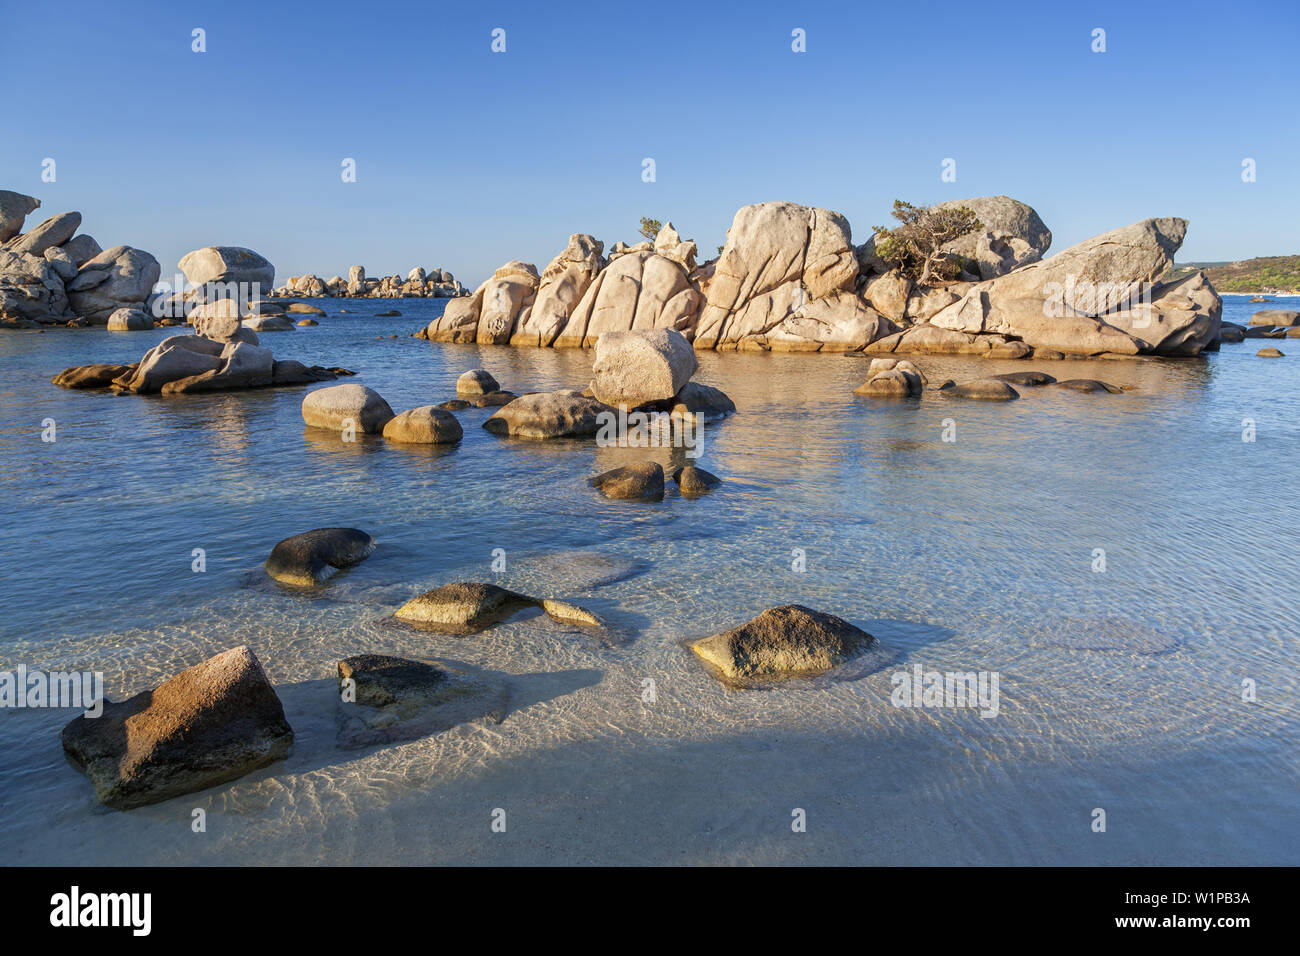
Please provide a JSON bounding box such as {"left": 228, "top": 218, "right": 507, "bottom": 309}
{"left": 992, "top": 370, "right": 1056, "bottom": 386}
{"left": 1052, "top": 379, "right": 1123, "bottom": 394}
{"left": 473, "top": 389, "right": 516, "bottom": 407}
{"left": 438, "top": 399, "right": 471, "bottom": 410}
{"left": 590, "top": 462, "right": 665, "bottom": 501}
{"left": 673, "top": 465, "right": 722, "bottom": 497}
{"left": 483, "top": 388, "right": 614, "bottom": 439}
{"left": 938, "top": 378, "right": 1020, "bottom": 401}
{"left": 265, "top": 527, "right": 376, "bottom": 586}
{"left": 376, "top": 309, "right": 401, "bottom": 316}
{"left": 1242, "top": 326, "right": 1276, "bottom": 339}
{"left": 688, "top": 605, "right": 876, "bottom": 684}
{"left": 456, "top": 369, "right": 499, "bottom": 395}
{"left": 52, "top": 362, "right": 136, "bottom": 389}
{"left": 61, "top": 646, "right": 293, "bottom": 810}
{"left": 335, "top": 654, "right": 508, "bottom": 750}
{"left": 382, "top": 405, "right": 464, "bottom": 444}
{"left": 1219, "top": 322, "right": 1245, "bottom": 343}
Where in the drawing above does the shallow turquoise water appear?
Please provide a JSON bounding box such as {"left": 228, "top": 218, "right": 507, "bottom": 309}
{"left": 0, "top": 295, "right": 1296, "bottom": 865}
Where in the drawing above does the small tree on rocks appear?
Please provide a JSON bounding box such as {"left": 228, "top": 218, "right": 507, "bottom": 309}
{"left": 872, "top": 200, "right": 982, "bottom": 284}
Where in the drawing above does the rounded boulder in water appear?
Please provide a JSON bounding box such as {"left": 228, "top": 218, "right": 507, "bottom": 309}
{"left": 265, "top": 528, "right": 376, "bottom": 586}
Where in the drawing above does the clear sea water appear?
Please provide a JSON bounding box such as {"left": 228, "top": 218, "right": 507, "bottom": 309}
{"left": 0, "top": 294, "right": 1296, "bottom": 865}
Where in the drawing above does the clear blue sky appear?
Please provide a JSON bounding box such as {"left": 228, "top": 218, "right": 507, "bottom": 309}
{"left": 4, "top": 0, "right": 1297, "bottom": 288}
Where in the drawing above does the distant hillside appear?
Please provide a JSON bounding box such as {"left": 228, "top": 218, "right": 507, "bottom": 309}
{"left": 1165, "top": 256, "right": 1300, "bottom": 293}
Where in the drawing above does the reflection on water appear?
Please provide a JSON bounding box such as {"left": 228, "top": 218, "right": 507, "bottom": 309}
{"left": 0, "top": 296, "right": 1296, "bottom": 865}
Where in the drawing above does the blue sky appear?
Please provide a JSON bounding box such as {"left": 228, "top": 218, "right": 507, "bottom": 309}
{"left": 4, "top": 0, "right": 1298, "bottom": 288}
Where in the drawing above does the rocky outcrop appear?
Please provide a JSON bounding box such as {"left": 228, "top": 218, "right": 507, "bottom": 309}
{"left": 510, "top": 234, "right": 604, "bottom": 346}
{"left": 0, "top": 190, "right": 40, "bottom": 242}
{"left": 265, "top": 528, "right": 376, "bottom": 586}
{"left": 7, "top": 211, "right": 81, "bottom": 256}
{"left": 61, "top": 646, "right": 293, "bottom": 810}
{"left": 66, "top": 245, "right": 161, "bottom": 324}
{"left": 688, "top": 605, "right": 875, "bottom": 685}
{"left": 694, "top": 202, "right": 859, "bottom": 349}
{"left": 278, "top": 263, "right": 465, "bottom": 299}
{"left": 934, "top": 195, "right": 1053, "bottom": 280}
{"left": 409, "top": 200, "right": 1218, "bottom": 358}
{"left": 553, "top": 249, "right": 700, "bottom": 348}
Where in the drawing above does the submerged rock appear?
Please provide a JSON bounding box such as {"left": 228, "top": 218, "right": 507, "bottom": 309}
{"left": 335, "top": 654, "right": 508, "bottom": 750}
{"left": 688, "top": 605, "right": 875, "bottom": 684}
{"left": 1052, "top": 379, "right": 1123, "bottom": 394}
{"left": 992, "top": 371, "right": 1056, "bottom": 386}
{"left": 590, "top": 462, "right": 665, "bottom": 501}
{"left": 265, "top": 527, "right": 376, "bottom": 586}
{"left": 61, "top": 646, "right": 293, "bottom": 810}
{"left": 938, "top": 379, "right": 1020, "bottom": 401}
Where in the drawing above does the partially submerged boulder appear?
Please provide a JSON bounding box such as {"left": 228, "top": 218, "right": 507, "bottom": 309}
{"left": 483, "top": 388, "right": 614, "bottom": 439}
{"left": 688, "top": 605, "right": 875, "bottom": 685}
{"left": 52, "top": 362, "right": 136, "bottom": 389}
{"left": 673, "top": 465, "right": 721, "bottom": 497}
{"left": 265, "top": 528, "right": 376, "bottom": 586}
{"left": 382, "top": 405, "right": 464, "bottom": 444}
{"left": 301, "top": 384, "right": 395, "bottom": 434}
{"left": 61, "top": 646, "right": 293, "bottom": 810}
{"left": 456, "top": 368, "right": 499, "bottom": 395}
{"left": 938, "top": 379, "right": 1020, "bottom": 401}
{"left": 393, "top": 582, "right": 600, "bottom": 633}
{"left": 589, "top": 462, "right": 665, "bottom": 501}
